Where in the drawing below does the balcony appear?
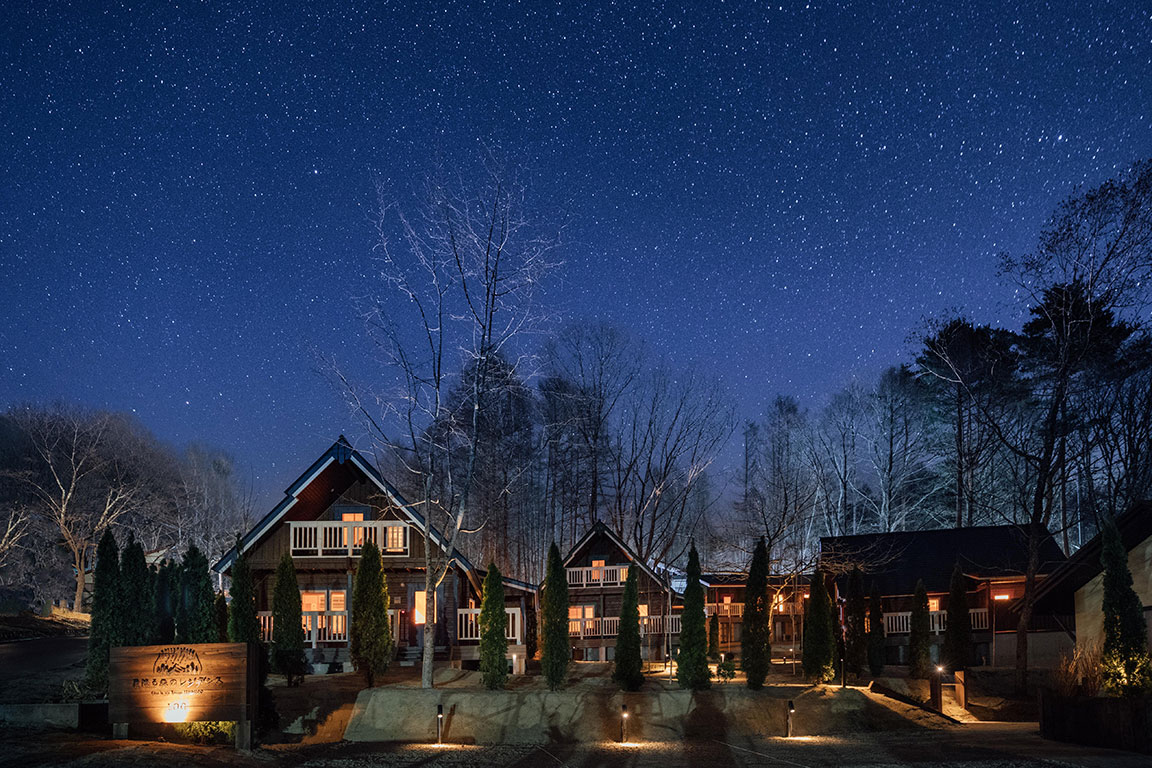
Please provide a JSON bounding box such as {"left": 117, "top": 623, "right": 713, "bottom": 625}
{"left": 258, "top": 609, "right": 399, "bottom": 647}
{"left": 567, "top": 565, "right": 628, "bottom": 587}
{"left": 706, "top": 602, "right": 744, "bottom": 617}
{"left": 456, "top": 607, "right": 524, "bottom": 644}
{"left": 289, "top": 520, "right": 408, "bottom": 558}
{"left": 568, "top": 614, "right": 682, "bottom": 639}
{"left": 882, "top": 607, "right": 989, "bottom": 635}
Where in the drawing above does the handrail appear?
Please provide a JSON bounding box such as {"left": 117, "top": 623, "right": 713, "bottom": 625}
{"left": 288, "top": 520, "right": 409, "bottom": 557}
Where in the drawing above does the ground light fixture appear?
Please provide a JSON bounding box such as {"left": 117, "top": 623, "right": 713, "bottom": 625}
{"left": 621, "top": 703, "right": 629, "bottom": 743}
{"left": 437, "top": 704, "right": 443, "bottom": 744}
{"left": 786, "top": 700, "right": 795, "bottom": 738}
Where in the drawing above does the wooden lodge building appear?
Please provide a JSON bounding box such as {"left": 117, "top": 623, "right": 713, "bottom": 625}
{"left": 820, "top": 525, "right": 1069, "bottom": 668}
{"left": 562, "top": 522, "right": 683, "bottom": 662}
{"left": 699, "top": 573, "right": 808, "bottom": 661}
{"left": 213, "top": 437, "right": 535, "bottom": 673}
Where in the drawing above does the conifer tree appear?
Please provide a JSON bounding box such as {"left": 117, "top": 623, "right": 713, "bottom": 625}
{"left": 677, "top": 543, "right": 710, "bottom": 690}
{"left": 86, "top": 528, "right": 121, "bottom": 691}
{"left": 614, "top": 565, "right": 643, "bottom": 691}
{"left": 153, "top": 559, "right": 178, "bottom": 643}
{"left": 178, "top": 545, "right": 216, "bottom": 643}
{"left": 844, "top": 567, "right": 867, "bottom": 677}
{"left": 1100, "top": 516, "right": 1152, "bottom": 695}
{"left": 350, "top": 540, "right": 392, "bottom": 686}
{"left": 708, "top": 613, "right": 720, "bottom": 661}
{"left": 214, "top": 591, "right": 230, "bottom": 642}
{"left": 909, "top": 579, "right": 932, "bottom": 679}
{"left": 227, "top": 548, "right": 261, "bottom": 645}
{"left": 479, "top": 563, "right": 508, "bottom": 690}
{"left": 271, "top": 553, "right": 307, "bottom": 685}
{"left": 802, "top": 571, "right": 835, "bottom": 682}
{"left": 541, "top": 542, "right": 570, "bottom": 690}
{"left": 741, "top": 537, "right": 770, "bottom": 689}
{"left": 117, "top": 536, "right": 153, "bottom": 646}
{"left": 943, "top": 563, "right": 971, "bottom": 671}
{"left": 867, "top": 584, "right": 886, "bottom": 676}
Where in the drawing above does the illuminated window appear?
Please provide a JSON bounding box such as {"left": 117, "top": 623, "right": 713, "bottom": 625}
{"left": 638, "top": 604, "right": 649, "bottom": 617}
{"left": 329, "top": 590, "right": 346, "bottom": 612}
{"left": 414, "top": 591, "right": 428, "bottom": 624}
{"left": 301, "top": 591, "right": 327, "bottom": 613}
{"left": 722, "top": 595, "right": 732, "bottom": 604}
{"left": 993, "top": 593, "right": 1011, "bottom": 601}
{"left": 928, "top": 598, "right": 941, "bottom": 612}
{"left": 569, "top": 605, "right": 595, "bottom": 619}
{"left": 342, "top": 512, "right": 366, "bottom": 546}
{"left": 385, "top": 524, "right": 405, "bottom": 552}
{"left": 590, "top": 559, "right": 605, "bottom": 582}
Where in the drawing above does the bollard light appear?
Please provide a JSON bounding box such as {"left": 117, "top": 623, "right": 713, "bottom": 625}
{"left": 786, "top": 700, "right": 795, "bottom": 738}
{"left": 621, "top": 703, "right": 629, "bottom": 743}
{"left": 437, "top": 704, "right": 443, "bottom": 744}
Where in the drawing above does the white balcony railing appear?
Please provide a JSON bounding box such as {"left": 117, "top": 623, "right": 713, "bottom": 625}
{"left": 568, "top": 613, "right": 682, "bottom": 639}
{"left": 706, "top": 602, "right": 744, "bottom": 617}
{"left": 258, "top": 608, "right": 399, "bottom": 647}
{"left": 289, "top": 520, "right": 408, "bottom": 558}
{"left": 882, "top": 607, "right": 989, "bottom": 635}
{"left": 566, "top": 565, "right": 629, "bottom": 588}
{"left": 456, "top": 607, "right": 523, "bottom": 644}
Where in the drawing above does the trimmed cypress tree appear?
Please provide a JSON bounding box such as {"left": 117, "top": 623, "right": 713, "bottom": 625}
{"left": 867, "top": 584, "right": 885, "bottom": 676}
{"left": 802, "top": 571, "right": 835, "bottom": 682}
{"left": 677, "top": 544, "right": 710, "bottom": 690}
{"left": 845, "top": 567, "right": 867, "bottom": 677}
{"left": 943, "top": 563, "right": 971, "bottom": 671}
{"left": 1100, "top": 515, "right": 1152, "bottom": 695}
{"left": 153, "top": 559, "right": 178, "bottom": 643}
{"left": 708, "top": 613, "right": 720, "bottom": 661}
{"left": 227, "top": 548, "right": 261, "bottom": 644}
{"left": 909, "top": 579, "right": 931, "bottom": 679}
{"left": 118, "top": 536, "right": 153, "bottom": 646}
{"left": 214, "top": 592, "right": 230, "bottom": 642}
{"left": 350, "top": 540, "right": 392, "bottom": 686}
{"left": 270, "top": 553, "right": 307, "bottom": 685}
{"left": 86, "top": 528, "right": 121, "bottom": 691}
{"left": 741, "top": 537, "right": 770, "bottom": 689}
{"left": 614, "top": 564, "right": 643, "bottom": 691}
{"left": 541, "top": 542, "right": 570, "bottom": 690}
{"left": 479, "top": 563, "right": 508, "bottom": 690}
{"left": 178, "top": 545, "right": 217, "bottom": 643}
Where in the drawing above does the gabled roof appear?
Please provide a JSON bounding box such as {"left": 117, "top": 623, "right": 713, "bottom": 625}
{"left": 212, "top": 436, "right": 481, "bottom": 588}
{"left": 562, "top": 521, "right": 675, "bottom": 594}
{"left": 1030, "top": 502, "right": 1152, "bottom": 614}
{"left": 820, "top": 525, "right": 1067, "bottom": 596}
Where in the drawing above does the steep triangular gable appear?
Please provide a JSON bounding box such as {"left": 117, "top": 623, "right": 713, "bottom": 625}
{"left": 562, "top": 521, "right": 673, "bottom": 592}
{"left": 213, "top": 436, "right": 478, "bottom": 584}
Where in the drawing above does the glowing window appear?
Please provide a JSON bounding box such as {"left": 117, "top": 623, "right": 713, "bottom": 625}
{"left": 414, "top": 591, "right": 427, "bottom": 624}
{"left": 329, "top": 590, "right": 346, "bottom": 612}
{"left": 569, "top": 605, "right": 595, "bottom": 619}
{"left": 928, "top": 598, "right": 941, "bottom": 612}
{"left": 638, "top": 604, "right": 649, "bottom": 617}
{"left": 722, "top": 595, "right": 732, "bottom": 604}
{"left": 301, "top": 591, "right": 327, "bottom": 613}
{"left": 385, "top": 524, "right": 405, "bottom": 552}
{"left": 993, "top": 593, "right": 1011, "bottom": 601}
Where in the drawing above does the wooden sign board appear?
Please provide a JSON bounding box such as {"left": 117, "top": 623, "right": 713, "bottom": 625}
{"left": 108, "top": 642, "right": 256, "bottom": 726}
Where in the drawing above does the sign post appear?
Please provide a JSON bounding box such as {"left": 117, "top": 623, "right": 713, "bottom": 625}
{"left": 108, "top": 642, "right": 257, "bottom": 750}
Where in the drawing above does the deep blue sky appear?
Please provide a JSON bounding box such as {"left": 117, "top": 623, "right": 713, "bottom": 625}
{"left": 3, "top": 1, "right": 1150, "bottom": 504}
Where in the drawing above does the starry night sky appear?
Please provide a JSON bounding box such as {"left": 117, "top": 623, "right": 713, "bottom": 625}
{"left": 3, "top": 1, "right": 1151, "bottom": 501}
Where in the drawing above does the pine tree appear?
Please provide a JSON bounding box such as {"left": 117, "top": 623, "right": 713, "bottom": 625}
{"left": 1100, "top": 515, "right": 1152, "bottom": 695}
{"left": 214, "top": 592, "right": 230, "bottom": 642}
{"left": 541, "top": 542, "right": 570, "bottom": 690}
{"left": 741, "top": 537, "right": 770, "bottom": 689}
{"left": 479, "top": 563, "right": 508, "bottom": 690}
{"left": 178, "top": 545, "right": 217, "bottom": 643}
{"left": 802, "top": 572, "right": 835, "bottom": 682}
{"left": 614, "top": 564, "right": 643, "bottom": 691}
{"left": 271, "top": 553, "right": 307, "bottom": 685}
{"left": 909, "top": 579, "right": 931, "bottom": 679}
{"left": 86, "top": 529, "right": 121, "bottom": 691}
{"left": 844, "top": 567, "right": 867, "bottom": 677}
{"left": 943, "top": 563, "right": 971, "bottom": 671}
{"left": 153, "top": 559, "right": 178, "bottom": 643}
{"left": 227, "top": 548, "right": 261, "bottom": 645}
{"left": 350, "top": 540, "right": 392, "bottom": 686}
{"left": 677, "top": 544, "right": 710, "bottom": 690}
{"left": 117, "top": 536, "right": 153, "bottom": 647}
{"left": 867, "top": 584, "right": 885, "bottom": 676}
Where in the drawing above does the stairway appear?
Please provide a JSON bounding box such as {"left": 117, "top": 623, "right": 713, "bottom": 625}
{"left": 397, "top": 645, "right": 449, "bottom": 666}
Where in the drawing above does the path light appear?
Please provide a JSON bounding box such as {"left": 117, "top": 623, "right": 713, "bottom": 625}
{"left": 930, "top": 665, "right": 944, "bottom": 712}
{"left": 786, "top": 700, "right": 795, "bottom": 738}
{"left": 621, "top": 703, "right": 629, "bottom": 743}
{"left": 437, "top": 704, "right": 443, "bottom": 744}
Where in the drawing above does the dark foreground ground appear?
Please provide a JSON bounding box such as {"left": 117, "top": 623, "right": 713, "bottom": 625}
{"left": 0, "top": 723, "right": 1147, "bottom": 768}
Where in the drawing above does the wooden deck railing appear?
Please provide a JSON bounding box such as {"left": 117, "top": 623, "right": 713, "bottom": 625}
{"left": 288, "top": 520, "right": 408, "bottom": 557}
{"left": 566, "top": 565, "right": 629, "bottom": 587}
{"left": 258, "top": 609, "right": 398, "bottom": 647}
{"left": 882, "top": 607, "right": 989, "bottom": 635}
{"left": 568, "top": 613, "right": 682, "bottom": 638}
{"left": 456, "top": 607, "right": 523, "bottom": 644}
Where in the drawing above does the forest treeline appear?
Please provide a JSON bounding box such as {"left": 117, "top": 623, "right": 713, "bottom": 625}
{"left": 2, "top": 159, "right": 1151, "bottom": 620}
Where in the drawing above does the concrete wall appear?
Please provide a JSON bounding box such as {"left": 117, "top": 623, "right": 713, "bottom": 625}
{"left": 989, "top": 630, "right": 1072, "bottom": 668}
{"left": 1074, "top": 531, "right": 1152, "bottom": 649}
{"left": 0, "top": 703, "right": 79, "bottom": 729}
